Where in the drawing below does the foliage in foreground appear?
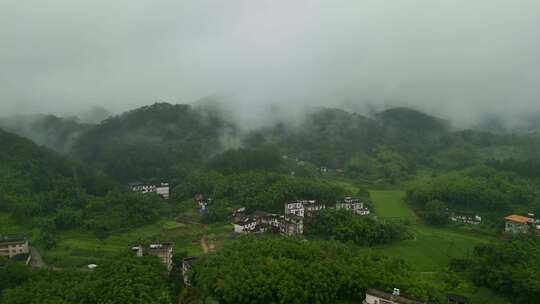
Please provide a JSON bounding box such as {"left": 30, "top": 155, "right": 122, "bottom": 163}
{"left": 0, "top": 255, "right": 172, "bottom": 304}
{"left": 191, "top": 236, "right": 444, "bottom": 304}
{"left": 451, "top": 236, "right": 540, "bottom": 304}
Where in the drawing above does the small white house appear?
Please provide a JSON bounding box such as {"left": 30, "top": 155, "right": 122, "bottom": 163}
{"left": 284, "top": 200, "right": 325, "bottom": 218}
{"left": 128, "top": 182, "right": 169, "bottom": 200}
{"left": 155, "top": 183, "right": 170, "bottom": 199}
{"left": 336, "top": 197, "right": 370, "bottom": 216}
{"left": 285, "top": 201, "right": 305, "bottom": 217}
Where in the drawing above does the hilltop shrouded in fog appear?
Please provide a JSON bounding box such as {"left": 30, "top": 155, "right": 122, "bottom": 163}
{"left": 1, "top": 0, "right": 539, "bottom": 127}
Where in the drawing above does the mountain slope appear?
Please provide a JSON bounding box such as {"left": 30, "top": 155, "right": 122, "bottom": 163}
{"left": 0, "top": 128, "right": 113, "bottom": 198}
{"left": 72, "top": 102, "right": 237, "bottom": 182}
{"left": 0, "top": 114, "right": 89, "bottom": 154}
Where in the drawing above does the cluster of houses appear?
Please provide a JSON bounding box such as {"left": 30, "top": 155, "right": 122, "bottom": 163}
{"left": 446, "top": 209, "right": 540, "bottom": 237}
{"left": 448, "top": 211, "right": 482, "bottom": 225}
{"left": 232, "top": 197, "right": 370, "bottom": 236}
{"left": 128, "top": 181, "right": 170, "bottom": 199}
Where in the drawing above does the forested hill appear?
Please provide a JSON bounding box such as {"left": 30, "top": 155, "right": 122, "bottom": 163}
{"left": 4, "top": 102, "right": 540, "bottom": 184}
{"left": 0, "top": 128, "right": 113, "bottom": 198}
{"left": 71, "top": 102, "right": 237, "bottom": 182}
{"left": 0, "top": 114, "right": 89, "bottom": 154}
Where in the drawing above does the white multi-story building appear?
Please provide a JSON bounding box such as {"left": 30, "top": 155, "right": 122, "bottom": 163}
{"left": 284, "top": 200, "right": 325, "bottom": 218}
{"left": 279, "top": 215, "right": 304, "bottom": 236}
{"left": 0, "top": 236, "right": 29, "bottom": 258}
{"left": 336, "top": 197, "right": 370, "bottom": 216}
{"left": 128, "top": 182, "right": 170, "bottom": 199}
{"left": 131, "top": 242, "right": 173, "bottom": 271}
{"left": 504, "top": 214, "right": 533, "bottom": 234}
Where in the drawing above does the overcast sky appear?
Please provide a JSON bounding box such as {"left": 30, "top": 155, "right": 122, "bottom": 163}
{"left": 1, "top": 0, "right": 539, "bottom": 124}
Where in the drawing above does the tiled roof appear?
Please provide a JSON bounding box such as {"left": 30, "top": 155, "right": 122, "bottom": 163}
{"left": 504, "top": 215, "right": 530, "bottom": 223}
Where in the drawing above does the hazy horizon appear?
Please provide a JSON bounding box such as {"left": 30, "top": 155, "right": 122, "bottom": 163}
{"left": 1, "top": 1, "right": 539, "bottom": 127}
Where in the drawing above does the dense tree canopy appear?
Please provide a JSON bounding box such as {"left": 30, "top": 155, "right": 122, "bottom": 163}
{"left": 451, "top": 236, "right": 540, "bottom": 304}
{"left": 306, "top": 209, "right": 410, "bottom": 245}
{"left": 173, "top": 171, "right": 344, "bottom": 213}
{"left": 406, "top": 166, "right": 540, "bottom": 215}
{"left": 191, "top": 237, "right": 444, "bottom": 304}
{"left": 72, "top": 103, "right": 235, "bottom": 182}
{"left": 0, "top": 128, "right": 169, "bottom": 241}
{"left": 0, "top": 255, "right": 172, "bottom": 304}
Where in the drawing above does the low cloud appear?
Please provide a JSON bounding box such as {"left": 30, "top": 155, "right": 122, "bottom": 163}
{"left": 0, "top": 0, "right": 539, "bottom": 127}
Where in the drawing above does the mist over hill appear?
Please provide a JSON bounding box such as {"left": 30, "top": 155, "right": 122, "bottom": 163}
{"left": 2, "top": 102, "right": 539, "bottom": 185}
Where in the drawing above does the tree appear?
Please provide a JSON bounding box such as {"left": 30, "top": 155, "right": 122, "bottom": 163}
{"left": 423, "top": 200, "right": 449, "bottom": 226}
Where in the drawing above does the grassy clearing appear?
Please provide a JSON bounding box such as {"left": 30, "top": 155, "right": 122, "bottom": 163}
{"left": 369, "top": 190, "right": 416, "bottom": 219}
{"left": 44, "top": 209, "right": 234, "bottom": 267}
{"left": 372, "top": 225, "right": 489, "bottom": 272}
{"left": 369, "top": 190, "right": 494, "bottom": 272}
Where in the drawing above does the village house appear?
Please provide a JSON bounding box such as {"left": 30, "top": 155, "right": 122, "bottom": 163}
{"left": 363, "top": 288, "right": 425, "bottom": 304}
{"left": 194, "top": 194, "right": 212, "bottom": 213}
{"left": 449, "top": 211, "right": 481, "bottom": 225}
{"left": 253, "top": 211, "right": 281, "bottom": 230}
{"left": 284, "top": 200, "right": 325, "bottom": 218}
{"left": 280, "top": 214, "right": 304, "bottom": 236}
{"left": 285, "top": 201, "right": 305, "bottom": 217}
{"left": 128, "top": 181, "right": 170, "bottom": 199}
{"left": 232, "top": 207, "right": 246, "bottom": 223}
{"left": 233, "top": 215, "right": 258, "bottom": 233}
{"left": 0, "top": 235, "right": 29, "bottom": 258}
{"left": 336, "top": 197, "right": 370, "bottom": 216}
{"left": 131, "top": 242, "right": 174, "bottom": 271}
{"left": 182, "top": 256, "right": 198, "bottom": 287}
{"left": 504, "top": 214, "right": 538, "bottom": 234}
{"left": 232, "top": 210, "right": 281, "bottom": 234}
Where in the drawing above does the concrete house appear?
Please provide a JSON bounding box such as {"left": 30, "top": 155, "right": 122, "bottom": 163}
{"left": 336, "top": 197, "right": 370, "bottom": 216}
{"left": 131, "top": 242, "right": 174, "bottom": 271}
{"left": 285, "top": 201, "right": 305, "bottom": 217}
{"left": 233, "top": 216, "right": 258, "bottom": 233}
{"left": 284, "top": 200, "right": 325, "bottom": 218}
{"left": 504, "top": 214, "right": 535, "bottom": 234}
{"left": 232, "top": 207, "right": 246, "bottom": 223}
{"left": 363, "top": 288, "right": 425, "bottom": 304}
{"left": 128, "top": 181, "right": 170, "bottom": 199}
{"left": 182, "top": 257, "right": 198, "bottom": 287}
{"left": 280, "top": 214, "right": 304, "bottom": 236}
{"left": 0, "top": 235, "right": 29, "bottom": 258}
{"left": 233, "top": 211, "right": 281, "bottom": 233}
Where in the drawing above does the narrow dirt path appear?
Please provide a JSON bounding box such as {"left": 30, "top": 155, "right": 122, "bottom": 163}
{"left": 29, "top": 246, "right": 46, "bottom": 268}
{"left": 200, "top": 236, "right": 215, "bottom": 253}
{"left": 200, "top": 237, "right": 209, "bottom": 253}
